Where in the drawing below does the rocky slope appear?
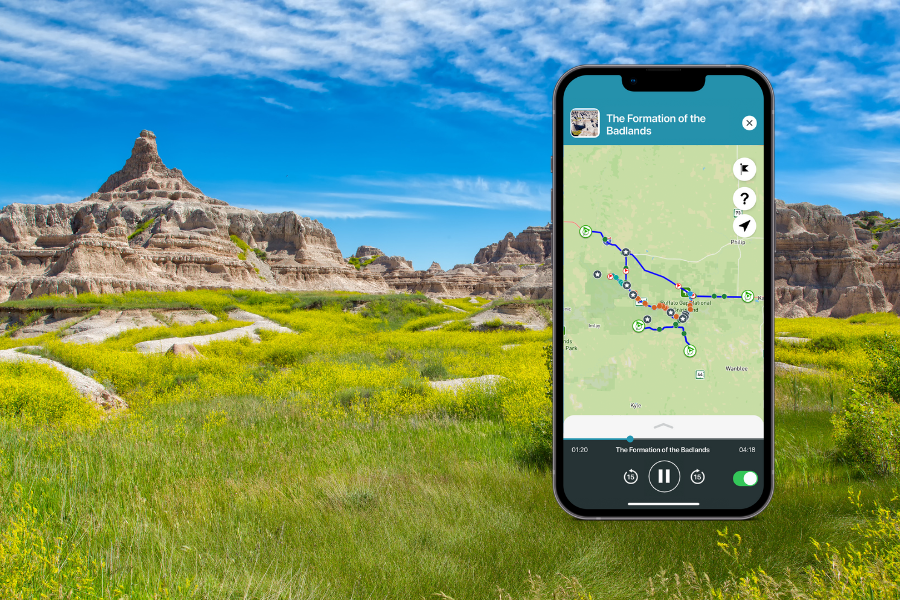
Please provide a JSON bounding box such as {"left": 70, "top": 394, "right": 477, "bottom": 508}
{"left": 0, "top": 130, "right": 549, "bottom": 302}
{"left": 775, "top": 200, "right": 899, "bottom": 317}
{"left": 348, "top": 224, "right": 552, "bottom": 299}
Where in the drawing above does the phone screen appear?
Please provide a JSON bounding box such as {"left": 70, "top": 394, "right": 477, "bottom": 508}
{"left": 552, "top": 68, "right": 773, "bottom": 519}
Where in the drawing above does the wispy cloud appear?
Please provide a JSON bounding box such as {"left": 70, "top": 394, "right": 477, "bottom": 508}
{"left": 0, "top": 193, "right": 84, "bottom": 205}
{"left": 260, "top": 96, "right": 293, "bottom": 110}
{"left": 859, "top": 110, "right": 900, "bottom": 130}
{"left": 416, "top": 87, "right": 542, "bottom": 120}
{"left": 782, "top": 147, "right": 900, "bottom": 206}
{"left": 228, "top": 199, "right": 420, "bottom": 219}
{"left": 331, "top": 174, "right": 548, "bottom": 211}
{"left": 0, "top": 0, "right": 897, "bottom": 133}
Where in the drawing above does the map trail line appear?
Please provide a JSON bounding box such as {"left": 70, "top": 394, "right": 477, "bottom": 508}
{"left": 564, "top": 220, "right": 744, "bottom": 300}
{"left": 564, "top": 220, "right": 752, "bottom": 354}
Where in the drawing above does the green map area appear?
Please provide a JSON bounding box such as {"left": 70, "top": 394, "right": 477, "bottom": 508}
{"left": 563, "top": 145, "right": 764, "bottom": 419}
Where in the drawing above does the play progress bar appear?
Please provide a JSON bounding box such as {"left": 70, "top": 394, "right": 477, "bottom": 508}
{"left": 628, "top": 503, "right": 700, "bottom": 506}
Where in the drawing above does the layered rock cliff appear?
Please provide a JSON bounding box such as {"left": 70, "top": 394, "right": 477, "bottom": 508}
{"left": 347, "top": 223, "right": 552, "bottom": 300}
{"left": 775, "top": 200, "right": 898, "bottom": 317}
{"left": 0, "top": 130, "right": 550, "bottom": 302}
{"left": 0, "top": 131, "right": 388, "bottom": 301}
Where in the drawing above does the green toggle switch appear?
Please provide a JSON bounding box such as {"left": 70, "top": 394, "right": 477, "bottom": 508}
{"left": 733, "top": 471, "right": 758, "bottom": 486}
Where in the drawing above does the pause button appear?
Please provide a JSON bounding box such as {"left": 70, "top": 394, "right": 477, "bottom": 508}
{"left": 649, "top": 460, "right": 681, "bottom": 493}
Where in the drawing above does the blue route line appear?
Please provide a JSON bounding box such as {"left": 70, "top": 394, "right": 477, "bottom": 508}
{"left": 640, "top": 323, "right": 691, "bottom": 345}
{"left": 586, "top": 224, "right": 748, "bottom": 351}
{"left": 594, "top": 230, "right": 679, "bottom": 287}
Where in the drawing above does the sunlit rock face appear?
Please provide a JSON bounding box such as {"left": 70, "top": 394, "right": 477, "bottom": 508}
{"left": 0, "top": 131, "right": 553, "bottom": 302}
{"left": 774, "top": 200, "right": 895, "bottom": 318}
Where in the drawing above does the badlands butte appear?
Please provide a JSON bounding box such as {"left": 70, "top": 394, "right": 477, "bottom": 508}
{"left": 0, "top": 130, "right": 551, "bottom": 303}
{"left": 1, "top": 129, "right": 899, "bottom": 320}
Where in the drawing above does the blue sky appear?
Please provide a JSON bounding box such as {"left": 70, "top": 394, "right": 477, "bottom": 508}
{"left": 0, "top": 1, "right": 898, "bottom": 269}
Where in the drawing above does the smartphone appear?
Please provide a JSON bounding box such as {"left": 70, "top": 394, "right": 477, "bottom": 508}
{"left": 551, "top": 66, "right": 774, "bottom": 519}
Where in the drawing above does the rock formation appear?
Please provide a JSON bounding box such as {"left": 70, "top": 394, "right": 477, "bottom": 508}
{"left": 354, "top": 246, "right": 384, "bottom": 259}
{"left": 0, "top": 130, "right": 552, "bottom": 302}
{"left": 348, "top": 224, "right": 552, "bottom": 300}
{"left": 473, "top": 225, "right": 551, "bottom": 265}
{"left": 775, "top": 200, "right": 898, "bottom": 317}
{"left": 0, "top": 131, "right": 388, "bottom": 302}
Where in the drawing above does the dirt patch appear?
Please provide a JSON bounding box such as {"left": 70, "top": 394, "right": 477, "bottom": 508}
{"left": 469, "top": 304, "right": 547, "bottom": 331}
{"left": 427, "top": 374, "right": 508, "bottom": 393}
{"left": 62, "top": 310, "right": 166, "bottom": 344}
{"left": 134, "top": 310, "right": 292, "bottom": 353}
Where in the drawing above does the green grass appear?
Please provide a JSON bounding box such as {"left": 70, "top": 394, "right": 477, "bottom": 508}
{"left": 127, "top": 216, "right": 155, "bottom": 240}
{"left": 3, "top": 391, "right": 898, "bottom": 599}
{"left": 442, "top": 297, "right": 490, "bottom": 314}
{"left": 2, "top": 292, "right": 900, "bottom": 598}
{"left": 0, "top": 290, "right": 453, "bottom": 330}
{"left": 774, "top": 313, "right": 900, "bottom": 374}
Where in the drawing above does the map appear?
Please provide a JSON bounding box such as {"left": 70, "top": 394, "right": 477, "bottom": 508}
{"left": 563, "top": 145, "right": 765, "bottom": 419}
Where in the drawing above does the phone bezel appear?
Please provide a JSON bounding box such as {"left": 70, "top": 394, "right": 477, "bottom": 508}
{"left": 551, "top": 65, "right": 775, "bottom": 520}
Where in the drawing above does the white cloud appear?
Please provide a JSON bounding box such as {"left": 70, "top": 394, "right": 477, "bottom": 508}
{"left": 260, "top": 96, "right": 293, "bottom": 110}
{"left": 781, "top": 147, "right": 900, "bottom": 207}
{"left": 0, "top": 193, "right": 84, "bottom": 205}
{"left": 416, "top": 87, "right": 541, "bottom": 120}
{"left": 331, "top": 174, "right": 548, "bottom": 210}
{"left": 0, "top": 0, "right": 896, "bottom": 131}
{"left": 234, "top": 200, "right": 419, "bottom": 219}
{"left": 859, "top": 110, "right": 900, "bottom": 129}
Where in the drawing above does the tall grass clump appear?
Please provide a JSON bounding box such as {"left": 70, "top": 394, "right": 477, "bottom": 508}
{"left": 0, "top": 485, "right": 102, "bottom": 599}
{"left": 648, "top": 490, "right": 900, "bottom": 599}
{"left": 504, "top": 343, "right": 552, "bottom": 467}
{"left": 859, "top": 332, "right": 900, "bottom": 400}
{"left": 0, "top": 362, "right": 100, "bottom": 426}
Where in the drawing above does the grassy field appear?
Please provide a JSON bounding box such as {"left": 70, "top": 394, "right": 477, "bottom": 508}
{"left": 0, "top": 293, "right": 899, "bottom": 598}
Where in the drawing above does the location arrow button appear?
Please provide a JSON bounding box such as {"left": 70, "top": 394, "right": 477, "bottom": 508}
{"left": 733, "top": 215, "right": 757, "bottom": 238}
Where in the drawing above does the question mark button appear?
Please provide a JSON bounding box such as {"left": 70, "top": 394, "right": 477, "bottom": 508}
{"left": 732, "top": 187, "right": 757, "bottom": 211}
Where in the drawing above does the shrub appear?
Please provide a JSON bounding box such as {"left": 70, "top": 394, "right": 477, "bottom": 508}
{"left": 252, "top": 248, "right": 267, "bottom": 260}
{"left": 419, "top": 360, "right": 449, "bottom": 381}
{"left": 229, "top": 234, "right": 250, "bottom": 252}
{"left": 805, "top": 333, "right": 846, "bottom": 353}
{"left": 859, "top": 332, "right": 900, "bottom": 401}
{"left": 442, "top": 320, "right": 472, "bottom": 332}
{"left": 504, "top": 343, "right": 552, "bottom": 467}
{"left": 0, "top": 361, "right": 100, "bottom": 426}
{"left": 648, "top": 491, "right": 900, "bottom": 599}
{"left": 127, "top": 216, "right": 155, "bottom": 240}
{"left": 833, "top": 389, "right": 900, "bottom": 474}
{"left": 481, "top": 318, "right": 504, "bottom": 330}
